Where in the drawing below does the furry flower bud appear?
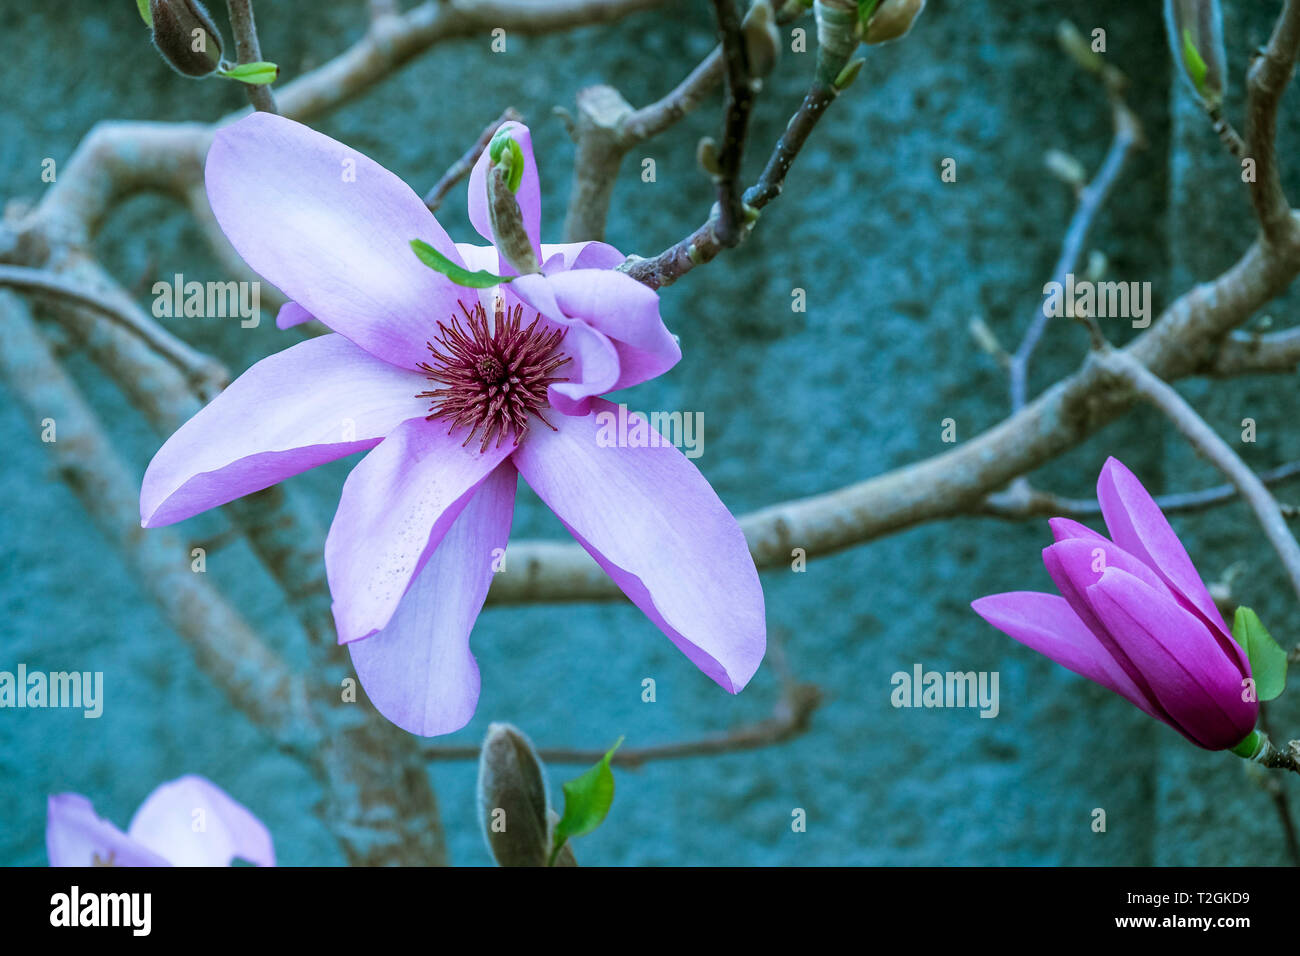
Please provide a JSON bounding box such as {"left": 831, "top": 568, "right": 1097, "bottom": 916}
{"left": 149, "top": 0, "right": 224, "bottom": 77}
{"left": 864, "top": 0, "right": 925, "bottom": 45}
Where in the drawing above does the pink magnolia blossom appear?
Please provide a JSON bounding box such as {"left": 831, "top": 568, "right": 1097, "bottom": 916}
{"left": 47, "top": 775, "right": 274, "bottom": 866}
{"left": 971, "top": 457, "right": 1257, "bottom": 750}
{"left": 140, "top": 113, "right": 765, "bottom": 736}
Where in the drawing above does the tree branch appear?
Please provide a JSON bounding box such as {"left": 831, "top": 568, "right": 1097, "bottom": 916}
{"left": 980, "top": 460, "right": 1300, "bottom": 521}
{"left": 1009, "top": 75, "right": 1142, "bottom": 410}
{"left": 1093, "top": 347, "right": 1300, "bottom": 608}
{"left": 424, "top": 682, "right": 822, "bottom": 767}
{"left": 1246, "top": 0, "right": 1300, "bottom": 244}
{"left": 224, "top": 0, "right": 278, "bottom": 114}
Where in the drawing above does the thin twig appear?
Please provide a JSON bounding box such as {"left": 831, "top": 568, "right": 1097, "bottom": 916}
{"left": 423, "top": 683, "right": 822, "bottom": 767}
{"left": 708, "top": 0, "right": 756, "bottom": 247}
{"left": 980, "top": 460, "right": 1300, "bottom": 521}
{"left": 1094, "top": 347, "right": 1300, "bottom": 608}
{"left": 423, "top": 108, "right": 523, "bottom": 213}
{"left": 225, "top": 0, "right": 278, "bottom": 114}
{"left": 1255, "top": 703, "right": 1300, "bottom": 865}
{"left": 1245, "top": 0, "right": 1300, "bottom": 245}
{"left": 0, "top": 263, "right": 228, "bottom": 398}
{"left": 1008, "top": 74, "right": 1142, "bottom": 410}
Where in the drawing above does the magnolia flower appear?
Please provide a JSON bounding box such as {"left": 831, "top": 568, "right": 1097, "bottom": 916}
{"left": 140, "top": 113, "right": 765, "bottom": 735}
{"left": 47, "top": 775, "right": 274, "bottom": 867}
{"left": 972, "top": 457, "right": 1257, "bottom": 751}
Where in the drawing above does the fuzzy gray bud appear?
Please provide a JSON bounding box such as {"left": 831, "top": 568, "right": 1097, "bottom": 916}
{"left": 477, "top": 723, "right": 552, "bottom": 867}
{"left": 149, "top": 0, "right": 224, "bottom": 78}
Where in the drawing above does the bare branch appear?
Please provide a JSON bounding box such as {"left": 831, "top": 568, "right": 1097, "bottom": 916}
{"left": 1246, "top": 0, "right": 1300, "bottom": 244}
{"left": 708, "top": 0, "right": 757, "bottom": 246}
{"left": 1009, "top": 81, "right": 1142, "bottom": 410}
{"left": 424, "top": 682, "right": 822, "bottom": 767}
{"left": 980, "top": 460, "right": 1300, "bottom": 520}
{"left": 0, "top": 290, "right": 313, "bottom": 742}
{"left": 225, "top": 0, "right": 279, "bottom": 114}
{"left": 1094, "top": 347, "right": 1300, "bottom": 607}
{"left": 0, "top": 263, "right": 229, "bottom": 399}
{"left": 1205, "top": 324, "right": 1300, "bottom": 376}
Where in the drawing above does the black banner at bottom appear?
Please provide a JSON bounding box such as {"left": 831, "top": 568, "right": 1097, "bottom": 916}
{"left": 0, "top": 866, "right": 1289, "bottom": 941}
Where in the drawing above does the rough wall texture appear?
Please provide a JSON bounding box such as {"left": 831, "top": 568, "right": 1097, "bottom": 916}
{"left": 1, "top": 0, "right": 1297, "bottom": 865}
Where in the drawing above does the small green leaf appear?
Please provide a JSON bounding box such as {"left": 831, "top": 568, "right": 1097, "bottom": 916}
{"left": 1181, "top": 28, "right": 1208, "bottom": 96}
{"left": 217, "top": 61, "right": 280, "bottom": 85}
{"left": 1232, "top": 606, "right": 1288, "bottom": 701}
{"left": 136, "top": 0, "right": 152, "bottom": 27}
{"left": 488, "top": 128, "right": 525, "bottom": 193}
{"left": 410, "top": 239, "right": 512, "bottom": 288}
{"left": 549, "top": 737, "right": 623, "bottom": 865}
{"left": 858, "top": 0, "right": 881, "bottom": 24}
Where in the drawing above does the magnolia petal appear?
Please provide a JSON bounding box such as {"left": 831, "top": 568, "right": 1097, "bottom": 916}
{"left": 350, "top": 464, "right": 517, "bottom": 736}
{"left": 46, "top": 794, "right": 171, "bottom": 868}
{"left": 1048, "top": 516, "right": 1110, "bottom": 545}
{"left": 1085, "top": 567, "right": 1258, "bottom": 749}
{"left": 326, "top": 416, "right": 515, "bottom": 644}
{"left": 1095, "top": 458, "right": 1240, "bottom": 660}
{"left": 1040, "top": 537, "right": 1175, "bottom": 719}
{"left": 141, "top": 334, "right": 427, "bottom": 527}
{"left": 206, "top": 111, "right": 464, "bottom": 369}
{"left": 540, "top": 241, "right": 625, "bottom": 273}
{"left": 127, "top": 775, "right": 275, "bottom": 867}
{"left": 525, "top": 268, "right": 680, "bottom": 393}
{"left": 970, "top": 591, "right": 1167, "bottom": 721}
{"left": 466, "top": 120, "right": 542, "bottom": 271}
{"left": 275, "top": 301, "right": 314, "bottom": 329}
{"left": 513, "top": 399, "right": 765, "bottom": 692}
{"left": 510, "top": 269, "right": 681, "bottom": 417}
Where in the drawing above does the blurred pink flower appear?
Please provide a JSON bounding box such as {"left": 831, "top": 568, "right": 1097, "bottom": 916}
{"left": 47, "top": 775, "right": 274, "bottom": 867}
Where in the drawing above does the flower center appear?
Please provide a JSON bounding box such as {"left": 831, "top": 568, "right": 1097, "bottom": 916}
{"left": 418, "top": 299, "right": 570, "bottom": 452}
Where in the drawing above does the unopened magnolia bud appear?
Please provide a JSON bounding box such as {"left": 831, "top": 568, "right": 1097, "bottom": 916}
{"left": 814, "top": 0, "right": 860, "bottom": 85}
{"left": 477, "top": 723, "right": 551, "bottom": 867}
{"left": 697, "top": 136, "right": 722, "bottom": 176}
{"left": 1164, "top": 0, "right": 1226, "bottom": 107}
{"left": 486, "top": 134, "right": 541, "bottom": 275}
{"left": 149, "top": 0, "right": 224, "bottom": 77}
{"left": 864, "top": 0, "right": 925, "bottom": 45}
{"left": 742, "top": 1, "right": 780, "bottom": 77}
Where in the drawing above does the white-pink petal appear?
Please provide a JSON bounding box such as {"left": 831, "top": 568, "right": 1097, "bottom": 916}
{"left": 513, "top": 399, "right": 765, "bottom": 692}
{"left": 141, "top": 333, "right": 427, "bottom": 527}
{"left": 326, "top": 416, "right": 515, "bottom": 644}
{"left": 350, "top": 464, "right": 517, "bottom": 736}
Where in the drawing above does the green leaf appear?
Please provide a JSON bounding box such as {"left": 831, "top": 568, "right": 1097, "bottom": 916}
{"left": 1232, "top": 606, "right": 1288, "bottom": 701}
{"left": 858, "top": 0, "right": 881, "bottom": 24}
{"left": 1181, "top": 28, "right": 1208, "bottom": 96}
{"left": 136, "top": 0, "right": 152, "bottom": 27}
{"left": 217, "top": 61, "right": 280, "bottom": 85}
{"left": 549, "top": 737, "right": 623, "bottom": 865}
{"left": 410, "top": 239, "right": 512, "bottom": 288}
{"left": 487, "top": 128, "right": 525, "bottom": 193}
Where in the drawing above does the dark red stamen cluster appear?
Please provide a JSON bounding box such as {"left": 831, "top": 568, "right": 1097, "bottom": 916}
{"left": 418, "top": 299, "right": 570, "bottom": 452}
